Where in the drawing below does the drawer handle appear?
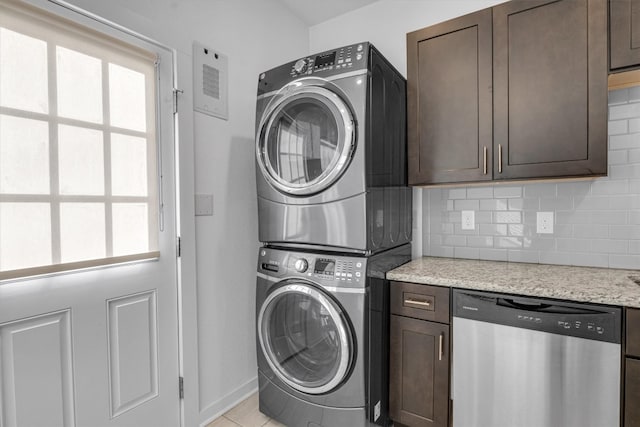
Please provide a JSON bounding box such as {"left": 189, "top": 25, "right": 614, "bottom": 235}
{"left": 439, "top": 333, "right": 444, "bottom": 361}
{"left": 404, "top": 298, "right": 431, "bottom": 308}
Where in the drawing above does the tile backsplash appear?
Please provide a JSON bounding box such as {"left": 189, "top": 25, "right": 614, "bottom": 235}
{"left": 421, "top": 87, "right": 640, "bottom": 269}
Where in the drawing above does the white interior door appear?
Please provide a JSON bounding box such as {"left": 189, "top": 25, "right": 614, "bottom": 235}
{"left": 0, "top": 1, "right": 180, "bottom": 426}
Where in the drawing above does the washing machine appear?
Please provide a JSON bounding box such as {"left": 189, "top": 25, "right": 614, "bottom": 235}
{"left": 255, "top": 244, "right": 411, "bottom": 427}
{"left": 255, "top": 42, "right": 412, "bottom": 254}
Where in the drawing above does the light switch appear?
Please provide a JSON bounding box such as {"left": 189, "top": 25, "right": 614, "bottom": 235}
{"left": 195, "top": 194, "right": 213, "bottom": 216}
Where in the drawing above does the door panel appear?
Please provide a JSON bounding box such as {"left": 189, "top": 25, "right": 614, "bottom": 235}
{"left": 610, "top": 0, "right": 640, "bottom": 70}
{"left": 389, "top": 315, "right": 449, "bottom": 427}
{"left": 493, "top": 0, "right": 607, "bottom": 179}
{"left": 0, "top": 310, "right": 74, "bottom": 427}
{"left": 407, "top": 9, "right": 492, "bottom": 185}
{"left": 107, "top": 291, "right": 158, "bottom": 417}
{"left": 625, "top": 358, "right": 640, "bottom": 426}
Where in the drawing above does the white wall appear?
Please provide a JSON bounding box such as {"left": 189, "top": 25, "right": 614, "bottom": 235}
{"left": 310, "top": 0, "right": 507, "bottom": 259}
{"left": 58, "top": 0, "right": 308, "bottom": 425}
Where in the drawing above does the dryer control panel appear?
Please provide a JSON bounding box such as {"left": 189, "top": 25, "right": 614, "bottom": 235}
{"left": 288, "top": 42, "right": 369, "bottom": 78}
{"left": 257, "top": 42, "right": 371, "bottom": 96}
{"left": 258, "top": 247, "right": 367, "bottom": 288}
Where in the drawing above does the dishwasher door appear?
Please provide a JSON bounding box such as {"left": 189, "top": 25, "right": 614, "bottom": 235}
{"left": 452, "top": 289, "right": 621, "bottom": 427}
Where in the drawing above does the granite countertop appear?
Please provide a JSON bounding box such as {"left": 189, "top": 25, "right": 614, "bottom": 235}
{"left": 387, "top": 257, "right": 640, "bottom": 308}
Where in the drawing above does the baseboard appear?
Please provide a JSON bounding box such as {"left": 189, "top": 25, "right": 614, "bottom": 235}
{"left": 198, "top": 376, "right": 258, "bottom": 427}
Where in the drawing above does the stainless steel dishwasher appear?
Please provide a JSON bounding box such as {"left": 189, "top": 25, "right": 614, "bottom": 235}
{"left": 452, "top": 289, "right": 622, "bottom": 427}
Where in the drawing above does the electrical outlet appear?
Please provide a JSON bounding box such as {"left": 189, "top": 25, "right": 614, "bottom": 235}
{"left": 461, "top": 210, "right": 475, "bottom": 230}
{"left": 536, "top": 212, "right": 554, "bottom": 234}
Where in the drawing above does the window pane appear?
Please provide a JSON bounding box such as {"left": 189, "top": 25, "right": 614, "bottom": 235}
{"left": 0, "top": 114, "right": 50, "bottom": 194}
{"left": 109, "top": 63, "right": 147, "bottom": 132}
{"left": 0, "top": 28, "right": 49, "bottom": 114}
{"left": 111, "top": 133, "right": 147, "bottom": 196}
{"left": 112, "top": 203, "right": 149, "bottom": 256}
{"left": 59, "top": 203, "right": 105, "bottom": 263}
{"left": 56, "top": 46, "right": 103, "bottom": 123}
{"left": 0, "top": 203, "right": 52, "bottom": 270}
{"left": 58, "top": 125, "right": 104, "bottom": 195}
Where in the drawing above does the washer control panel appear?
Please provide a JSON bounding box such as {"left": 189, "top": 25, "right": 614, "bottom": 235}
{"left": 258, "top": 247, "right": 367, "bottom": 287}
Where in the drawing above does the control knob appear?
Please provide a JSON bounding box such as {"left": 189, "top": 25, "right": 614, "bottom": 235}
{"left": 294, "top": 258, "right": 308, "bottom": 273}
{"left": 293, "top": 59, "right": 308, "bottom": 74}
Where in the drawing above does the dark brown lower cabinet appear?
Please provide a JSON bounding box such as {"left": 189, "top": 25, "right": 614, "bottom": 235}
{"left": 389, "top": 314, "right": 449, "bottom": 427}
{"left": 625, "top": 358, "right": 640, "bottom": 426}
{"left": 625, "top": 308, "right": 640, "bottom": 426}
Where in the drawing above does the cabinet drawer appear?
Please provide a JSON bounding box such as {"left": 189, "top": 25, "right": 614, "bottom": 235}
{"left": 391, "top": 282, "right": 450, "bottom": 323}
{"left": 627, "top": 308, "right": 640, "bottom": 357}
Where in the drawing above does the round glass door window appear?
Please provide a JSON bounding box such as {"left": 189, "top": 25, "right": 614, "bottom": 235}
{"left": 258, "top": 282, "right": 353, "bottom": 394}
{"left": 257, "top": 86, "right": 355, "bottom": 196}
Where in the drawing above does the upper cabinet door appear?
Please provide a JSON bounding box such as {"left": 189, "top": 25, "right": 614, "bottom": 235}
{"left": 611, "top": 0, "right": 640, "bottom": 70}
{"left": 407, "top": 9, "right": 493, "bottom": 185}
{"left": 493, "top": 0, "right": 608, "bottom": 180}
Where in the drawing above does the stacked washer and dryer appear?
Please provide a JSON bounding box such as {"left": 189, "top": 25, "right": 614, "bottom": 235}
{"left": 254, "top": 42, "right": 412, "bottom": 427}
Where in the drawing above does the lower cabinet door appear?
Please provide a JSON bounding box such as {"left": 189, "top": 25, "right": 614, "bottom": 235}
{"left": 626, "top": 358, "right": 640, "bottom": 426}
{"left": 389, "top": 314, "right": 449, "bottom": 427}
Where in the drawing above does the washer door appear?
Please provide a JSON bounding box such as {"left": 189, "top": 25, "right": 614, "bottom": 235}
{"left": 256, "top": 85, "right": 355, "bottom": 196}
{"left": 258, "top": 281, "right": 354, "bottom": 394}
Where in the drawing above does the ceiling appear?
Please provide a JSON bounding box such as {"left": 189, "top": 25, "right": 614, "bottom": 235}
{"left": 277, "top": 0, "right": 381, "bottom": 26}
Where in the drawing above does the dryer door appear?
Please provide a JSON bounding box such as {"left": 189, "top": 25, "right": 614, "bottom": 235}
{"left": 258, "top": 281, "right": 354, "bottom": 394}
{"left": 256, "top": 86, "right": 355, "bottom": 196}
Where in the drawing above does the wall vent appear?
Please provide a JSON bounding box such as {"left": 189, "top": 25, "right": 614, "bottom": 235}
{"left": 193, "top": 42, "right": 228, "bottom": 120}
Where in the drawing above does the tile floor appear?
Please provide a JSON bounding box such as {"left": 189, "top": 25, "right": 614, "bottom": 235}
{"left": 206, "top": 393, "right": 285, "bottom": 427}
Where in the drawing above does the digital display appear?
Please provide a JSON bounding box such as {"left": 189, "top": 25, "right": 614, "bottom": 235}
{"left": 314, "top": 258, "right": 335, "bottom": 275}
{"left": 315, "top": 52, "right": 336, "bottom": 68}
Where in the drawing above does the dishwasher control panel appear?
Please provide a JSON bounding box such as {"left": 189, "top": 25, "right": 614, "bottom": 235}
{"left": 453, "top": 289, "right": 622, "bottom": 344}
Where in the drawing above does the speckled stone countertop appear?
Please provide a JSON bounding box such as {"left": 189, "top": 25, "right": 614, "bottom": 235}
{"left": 387, "top": 257, "right": 640, "bottom": 308}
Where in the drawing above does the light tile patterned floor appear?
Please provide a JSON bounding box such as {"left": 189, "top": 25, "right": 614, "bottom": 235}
{"left": 206, "top": 393, "right": 285, "bottom": 427}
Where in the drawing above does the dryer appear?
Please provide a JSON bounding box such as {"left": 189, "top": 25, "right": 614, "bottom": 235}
{"left": 256, "top": 244, "right": 411, "bottom": 427}
{"left": 255, "top": 42, "right": 411, "bottom": 254}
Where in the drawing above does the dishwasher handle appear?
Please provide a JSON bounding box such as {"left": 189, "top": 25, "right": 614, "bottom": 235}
{"left": 497, "top": 298, "right": 604, "bottom": 315}
{"left": 498, "top": 298, "right": 552, "bottom": 311}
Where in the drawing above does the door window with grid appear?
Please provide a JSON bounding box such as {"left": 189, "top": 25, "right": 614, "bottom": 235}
{"left": 0, "top": 0, "right": 160, "bottom": 280}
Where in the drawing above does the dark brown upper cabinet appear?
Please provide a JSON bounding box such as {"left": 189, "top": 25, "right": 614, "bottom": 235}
{"left": 406, "top": 0, "right": 608, "bottom": 185}
{"left": 407, "top": 9, "right": 493, "bottom": 185}
{"left": 610, "top": 0, "right": 640, "bottom": 71}
{"left": 493, "top": 0, "right": 608, "bottom": 180}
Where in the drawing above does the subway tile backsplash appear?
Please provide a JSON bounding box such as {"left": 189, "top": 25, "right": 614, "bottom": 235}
{"left": 421, "top": 88, "right": 640, "bottom": 270}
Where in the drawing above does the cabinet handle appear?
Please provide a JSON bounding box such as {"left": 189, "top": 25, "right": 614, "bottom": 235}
{"left": 404, "top": 298, "right": 431, "bottom": 308}
{"left": 498, "top": 144, "right": 503, "bottom": 174}
{"left": 483, "top": 146, "right": 488, "bottom": 175}
{"left": 439, "top": 333, "right": 444, "bottom": 361}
